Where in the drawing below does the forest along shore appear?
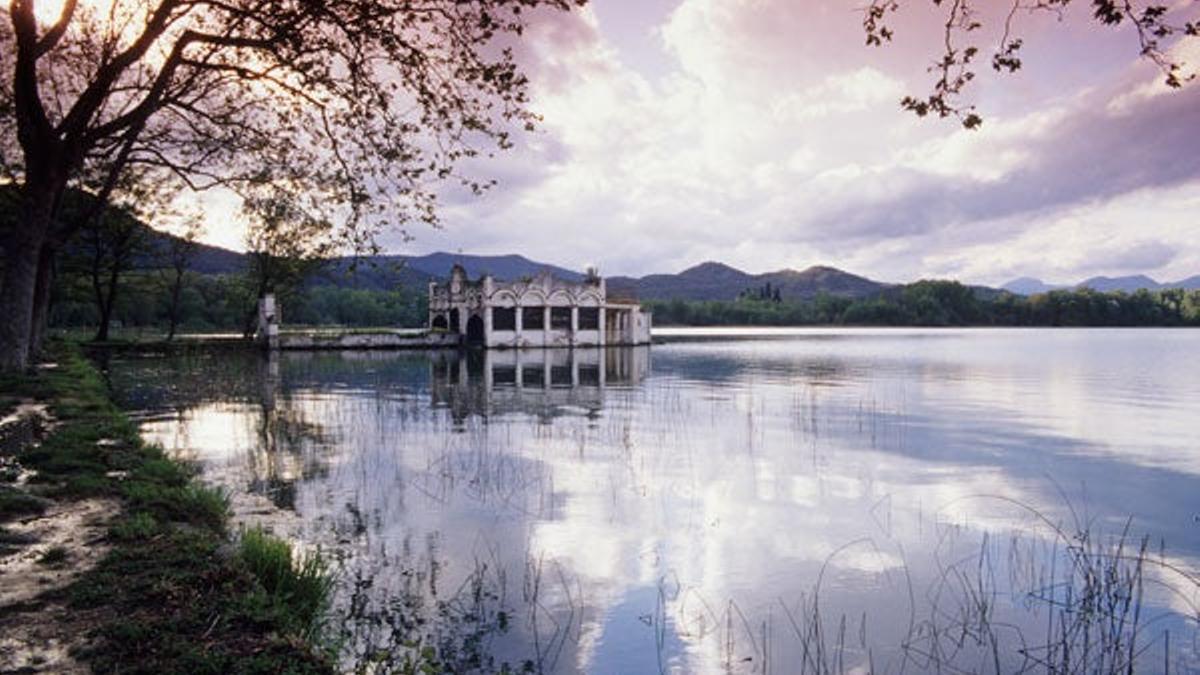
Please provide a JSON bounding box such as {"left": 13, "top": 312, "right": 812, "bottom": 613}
{"left": 0, "top": 343, "right": 334, "bottom": 674}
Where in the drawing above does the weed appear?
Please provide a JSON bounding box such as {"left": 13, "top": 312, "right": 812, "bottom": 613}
{"left": 38, "top": 545, "right": 69, "bottom": 566}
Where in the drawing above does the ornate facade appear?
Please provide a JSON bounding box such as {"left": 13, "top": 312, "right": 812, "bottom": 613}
{"left": 428, "top": 265, "right": 652, "bottom": 348}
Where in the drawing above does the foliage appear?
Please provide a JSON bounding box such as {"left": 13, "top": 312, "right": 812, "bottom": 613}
{"left": 0, "top": 0, "right": 583, "bottom": 371}
{"left": 58, "top": 189, "right": 158, "bottom": 342}
{"left": 158, "top": 217, "right": 204, "bottom": 341}
{"left": 863, "top": 0, "right": 1198, "bottom": 127}
{"left": 739, "top": 281, "right": 783, "bottom": 303}
{"left": 648, "top": 281, "right": 1200, "bottom": 327}
{"left": 48, "top": 270, "right": 429, "bottom": 335}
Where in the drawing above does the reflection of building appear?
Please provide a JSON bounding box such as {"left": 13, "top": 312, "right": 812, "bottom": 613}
{"left": 428, "top": 266, "right": 652, "bottom": 348}
{"left": 430, "top": 347, "right": 650, "bottom": 420}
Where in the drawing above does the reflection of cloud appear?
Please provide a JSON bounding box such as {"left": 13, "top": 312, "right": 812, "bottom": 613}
{"left": 128, "top": 336, "right": 1200, "bottom": 673}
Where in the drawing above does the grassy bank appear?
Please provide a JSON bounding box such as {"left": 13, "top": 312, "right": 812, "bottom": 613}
{"left": 0, "top": 342, "right": 335, "bottom": 674}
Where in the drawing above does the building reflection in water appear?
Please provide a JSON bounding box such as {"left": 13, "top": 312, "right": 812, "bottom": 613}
{"left": 429, "top": 346, "right": 649, "bottom": 422}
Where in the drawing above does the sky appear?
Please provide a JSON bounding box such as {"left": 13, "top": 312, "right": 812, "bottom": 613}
{"left": 197, "top": 0, "right": 1200, "bottom": 287}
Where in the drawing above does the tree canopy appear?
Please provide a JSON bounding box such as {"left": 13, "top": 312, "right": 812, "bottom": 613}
{"left": 0, "top": 0, "right": 582, "bottom": 370}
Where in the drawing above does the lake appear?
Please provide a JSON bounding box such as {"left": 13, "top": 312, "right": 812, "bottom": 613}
{"left": 102, "top": 328, "right": 1200, "bottom": 673}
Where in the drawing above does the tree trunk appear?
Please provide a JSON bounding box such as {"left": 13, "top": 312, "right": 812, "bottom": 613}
{"left": 0, "top": 196, "right": 53, "bottom": 372}
{"left": 95, "top": 266, "right": 119, "bottom": 343}
{"left": 166, "top": 269, "right": 183, "bottom": 341}
{"left": 27, "top": 243, "right": 56, "bottom": 360}
{"left": 0, "top": 237, "right": 41, "bottom": 371}
{"left": 242, "top": 272, "right": 270, "bottom": 339}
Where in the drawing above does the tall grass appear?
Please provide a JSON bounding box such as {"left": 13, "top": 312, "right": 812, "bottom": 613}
{"left": 770, "top": 502, "right": 1200, "bottom": 674}
{"left": 902, "top": 503, "right": 1200, "bottom": 675}
{"left": 239, "top": 526, "right": 334, "bottom": 639}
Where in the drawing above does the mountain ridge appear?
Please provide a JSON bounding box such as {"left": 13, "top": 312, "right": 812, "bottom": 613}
{"left": 51, "top": 217, "right": 1200, "bottom": 300}
{"left": 1003, "top": 274, "right": 1200, "bottom": 295}
{"left": 608, "top": 262, "right": 890, "bottom": 301}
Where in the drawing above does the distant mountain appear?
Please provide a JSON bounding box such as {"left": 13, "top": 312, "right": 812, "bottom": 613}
{"left": 314, "top": 257, "right": 437, "bottom": 290}
{"left": 1003, "top": 274, "right": 1200, "bottom": 295}
{"left": 125, "top": 223, "right": 580, "bottom": 290}
{"left": 150, "top": 236, "right": 245, "bottom": 276}
{"left": 1002, "top": 277, "right": 1067, "bottom": 295}
{"left": 610, "top": 261, "right": 752, "bottom": 301}
{"left": 763, "top": 265, "right": 886, "bottom": 300}
{"left": 399, "top": 252, "right": 583, "bottom": 282}
{"left": 1076, "top": 275, "right": 1163, "bottom": 293}
{"left": 609, "top": 262, "right": 888, "bottom": 302}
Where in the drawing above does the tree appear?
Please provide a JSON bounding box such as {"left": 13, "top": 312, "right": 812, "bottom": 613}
{"left": 159, "top": 217, "right": 202, "bottom": 341}
{"left": 78, "top": 200, "right": 151, "bottom": 341}
{"left": 863, "top": 0, "right": 1198, "bottom": 128}
{"left": 62, "top": 171, "right": 176, "bottom": 342}
{"left": 240, "top": 190, "right": 334, "bottom": 337}
{"left": 0, "top": 0, "right": 583, "bottom": 372}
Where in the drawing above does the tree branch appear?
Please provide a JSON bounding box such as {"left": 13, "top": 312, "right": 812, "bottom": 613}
{"left": 34, "top": 0, "right": 77, "bottom": 56}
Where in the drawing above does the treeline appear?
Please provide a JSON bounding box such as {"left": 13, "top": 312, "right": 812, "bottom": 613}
{"left": 646, "top": 280, "right": 1200, "bottom": 327}
{"left": 4, "top": 187, "right": 430, "bottom": 338}
{"left": 49, "top": 272, "right": 428, "bottom": 335}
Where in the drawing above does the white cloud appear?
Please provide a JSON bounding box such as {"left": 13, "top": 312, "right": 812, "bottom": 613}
{"left": 192, "top": 0, "right": 1200, "bottom": 286}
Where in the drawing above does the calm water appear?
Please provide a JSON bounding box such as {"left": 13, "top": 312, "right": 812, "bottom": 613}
{"left": 104, "top": 329, "right": 1200, "bottom": 673}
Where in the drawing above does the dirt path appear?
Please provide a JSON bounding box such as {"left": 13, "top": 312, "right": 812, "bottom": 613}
{"left": 0, "top": 403, "right": 118, "bottom": 673}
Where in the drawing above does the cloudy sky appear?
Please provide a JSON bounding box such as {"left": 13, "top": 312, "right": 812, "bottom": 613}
{"left": 206, "top": 0, "right": 1200, "bottom": 286}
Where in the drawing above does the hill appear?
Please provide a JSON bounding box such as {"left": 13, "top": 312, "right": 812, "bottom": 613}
{"left": 1076, "top": 275, "right": 1162, "bottom": 293}
{"left": 1002, "top": 277, "right": 1067, "bottom": 295}
{"left": 609, "top": 262, "right": 888, "bottom": 301}
{"left": 398, "top": 252, "right": 583, "bottom": 282}
{"left": 609, "top": 262, "right": 753, "bottom": 301}
{"left": 123, "top": 226, "right": 576, "bottom": 290}
{"left": 1174, "top": 275, "right": 1200, "bottom": 290}
{"left": 1003, "top": 274, "right": 1200, "bottom": 295}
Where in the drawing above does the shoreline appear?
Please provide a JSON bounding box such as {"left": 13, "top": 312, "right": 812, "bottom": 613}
{"left": 0, "top": 342, "right": 334, "bottom": 673}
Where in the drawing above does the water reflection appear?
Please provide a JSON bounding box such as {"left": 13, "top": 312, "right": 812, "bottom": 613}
{"left": 102, "top": 331, "right": 1200, "bottom": 673}
{"left": 430, "top": 347, "right": 649, "bottom": 422}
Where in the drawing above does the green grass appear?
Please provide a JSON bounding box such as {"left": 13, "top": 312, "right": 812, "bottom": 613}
{"left": 2, "top": 341, "right": 335, "bottom": 674}
{"left": 238, "top": 526, "right": 334, "bottom": 640}
{"left": 109, "top": 512, "right": 158, "bottom": 541}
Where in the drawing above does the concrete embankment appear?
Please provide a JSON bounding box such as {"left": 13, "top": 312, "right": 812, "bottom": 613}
{"left": 275, "top": 329, "right": 460, "bottom": 350}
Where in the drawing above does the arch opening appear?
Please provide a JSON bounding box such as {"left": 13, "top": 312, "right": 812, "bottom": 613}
{"left": 466, "top": 314, "right": 485, "bottom": 345}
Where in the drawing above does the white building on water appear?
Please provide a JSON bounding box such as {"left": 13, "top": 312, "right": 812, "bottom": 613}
{"left": 428, "top": 265, "right": 652, "bottom": 348}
